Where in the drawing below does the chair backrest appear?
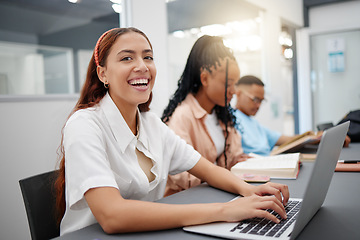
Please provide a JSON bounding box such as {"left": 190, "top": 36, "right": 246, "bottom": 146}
{"left": 19, "top": 170, "right": 60, "bottom": 240}
{"left": 317, "top": 122, "right": 334, "bottom": 131}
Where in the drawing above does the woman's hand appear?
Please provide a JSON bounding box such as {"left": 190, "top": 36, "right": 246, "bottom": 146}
{"left": 220, "top": 195, "right": 287, "bottom": 223}
{"left": 230, "top": 153, "right": 251, "bottom": 168}
{"left": 220, "top": 182, "right": 289, "bottom": 224}
{"left": 244, "top": 182, "right": 289, "bottom": 206}
{"left": 343, "top": 135, "right": 351, "bottom": 147}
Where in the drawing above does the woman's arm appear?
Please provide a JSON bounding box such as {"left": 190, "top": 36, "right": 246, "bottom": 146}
{"left": 85, "top": 157, "right": 289, "bottom": 234}
{"left": 188, "top": 157, "right": 289, "bottom": 205}
{"left": 85, "top": 187, "right": 221, "bottom": 234}
{"left": 85, "top": 185, "right": 287, "bottom": 234}
{"left": 276, "top": 135, "right": 295, "bottom": 146}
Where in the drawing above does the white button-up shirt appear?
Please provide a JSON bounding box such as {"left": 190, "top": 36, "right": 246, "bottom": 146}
{"left": 60, "top": 93, "right": 201, "bottom": 235}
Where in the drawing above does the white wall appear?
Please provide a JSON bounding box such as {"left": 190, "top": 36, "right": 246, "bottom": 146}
{"left": 309, "top": 0, "right": 360, "bottom": 30}
{"left": 129, "top": 0, "right": 169, "bottom": 117}
{"left": 0, "top": 29, "right": 38, "bottom": 44}
{"left": 311, "top": 31, "right": 360, "bottom": 126}
{"left": 242, "top": 0, "right": 303, "bottom": 134}
{"left": 245, "top": 0, "right": 303, "bottom": 27}
{"left": 0, "top": 46, "right": 44, "bottom": 95}
{"left": 0, "top": 97, "right": 77, "bottom": 240}
{"left": 296, "top": 0, "right": 360, "bottom": 132}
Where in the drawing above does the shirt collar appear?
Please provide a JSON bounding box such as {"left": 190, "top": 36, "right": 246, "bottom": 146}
{"left": 184, "top": 94, "right": 208, "bottom": 120}
{"left": 238, "top": 109, "right": 251, "bottom": 119}
{"left": 184, "top": 94, "right": 229, "bottom": 131}
{"left": 100, "top": 92, "right": 137, "bottom": 153}
{"left": 136, "top": 110, "right": 150, "bottom": 151}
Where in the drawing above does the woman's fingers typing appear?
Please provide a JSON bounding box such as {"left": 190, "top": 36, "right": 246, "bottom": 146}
{"left": 252, "top": 182, "right": 289, "bottom": 206}
{"left": 223, "top": 195, "right": 287, "bottom": 224}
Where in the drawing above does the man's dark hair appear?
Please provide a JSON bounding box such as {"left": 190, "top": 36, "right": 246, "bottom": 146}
{"left": 235, "top": 75, "right": 264, "bottom": 87}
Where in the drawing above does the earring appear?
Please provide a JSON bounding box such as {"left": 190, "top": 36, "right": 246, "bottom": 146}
{"left": 104, "top": 82, "right": 109, "bottom": 89}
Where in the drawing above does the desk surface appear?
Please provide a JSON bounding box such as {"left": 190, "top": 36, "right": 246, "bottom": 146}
{"left": 54, "top": 143, "right": 360, "bottom": 240}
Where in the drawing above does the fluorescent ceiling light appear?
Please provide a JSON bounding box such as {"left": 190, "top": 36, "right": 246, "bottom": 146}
{"left": 173, "top": 30, "right": 185, "bottom": 38}
{"left": 112, "top": 4, "right": 122, "bottom": 13}
{"left": 200, "top": 24, "right": 231, "bottom": 36}
{"left": 110, "top": 0, "right": 122, "bottom": 4}
{"left": 284, "top": 48, "right": 293, "bottom": 59}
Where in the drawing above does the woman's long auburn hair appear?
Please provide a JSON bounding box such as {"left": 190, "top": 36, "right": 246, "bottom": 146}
{"left": 54, "top": 27, "right": 153, "bottom": 225}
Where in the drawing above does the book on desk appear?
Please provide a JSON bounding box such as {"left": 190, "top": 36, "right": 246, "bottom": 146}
{"left": 270, "top": 131, "right": 321, "bottom": 156}
{"left": 231, "top": 152, "right": 301, "bottom": 179}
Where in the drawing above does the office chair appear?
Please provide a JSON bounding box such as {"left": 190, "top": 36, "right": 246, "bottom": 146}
{"left": 317, "top": 122, "right": 334, "bottom": 131}
{"left": 19, "top": 170, "right": 60, "bottom": 240}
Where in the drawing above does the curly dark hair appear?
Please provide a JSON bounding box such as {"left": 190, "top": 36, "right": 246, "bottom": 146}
{"left": 161, "top": 35, "right": 238, "bottom": 167}
{"left": 161, "top": 35, "right": 237, "bottom": 127}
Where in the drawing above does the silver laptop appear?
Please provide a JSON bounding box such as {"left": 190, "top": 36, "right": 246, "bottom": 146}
{"left": 183, "top": 121, "right": 350, "bottom": 240}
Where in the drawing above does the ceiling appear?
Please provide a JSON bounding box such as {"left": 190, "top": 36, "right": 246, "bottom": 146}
{"left": 0, "top": 0, "right": 117, "bottom": 36}
{"left": 0, "top": 0, "right": 261, "bottom": 37}
{"left": 167, "top": 0, "right": 261, "bottom": 32}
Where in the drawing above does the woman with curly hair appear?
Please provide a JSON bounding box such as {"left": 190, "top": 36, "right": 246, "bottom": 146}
{"left": 162, "top": 35, "right": 249, "bottom": 196}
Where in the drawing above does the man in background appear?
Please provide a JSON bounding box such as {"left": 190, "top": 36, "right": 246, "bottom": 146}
{"left": 234, "top": 75, "right": 350, "bottom": 156}
{"left": 233, "top": 75, "right": 294, "bottom": 156}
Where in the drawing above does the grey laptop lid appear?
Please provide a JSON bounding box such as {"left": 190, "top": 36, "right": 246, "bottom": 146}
{"left": 183, "top": 121, "right": 350, "bottom": 240}
{"left": 290, "top": 121, "right": 349, "bottom": 239}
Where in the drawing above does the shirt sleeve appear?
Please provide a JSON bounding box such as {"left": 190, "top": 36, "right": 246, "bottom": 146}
{"left": 154, "top": 115, "right": 201, "bottom": 175}
{"left": 63, "top": 112, "right": 118, "bottom": 210}
{"left": 263, "top": 126, "right": 282, "bottom": 149}
{"left": 166, "top": 107, "right": 195, "bottom": 146}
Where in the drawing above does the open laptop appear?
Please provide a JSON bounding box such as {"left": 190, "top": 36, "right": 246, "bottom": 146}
{"left": 183, "top": 121, "right": 350, "bottom": 240}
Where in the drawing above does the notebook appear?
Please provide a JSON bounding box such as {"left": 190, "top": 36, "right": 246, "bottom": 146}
{"left": 183, "top": 121, "right": 350, "bottom": 240}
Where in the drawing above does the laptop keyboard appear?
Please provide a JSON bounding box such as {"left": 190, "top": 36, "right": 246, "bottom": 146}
{"left": 230, "top": 199, "right": 302, "bottom": 238}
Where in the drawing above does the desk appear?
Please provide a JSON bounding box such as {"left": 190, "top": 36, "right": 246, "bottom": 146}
{"left": 54, "top": 143, "right": 360, "bottom": 240}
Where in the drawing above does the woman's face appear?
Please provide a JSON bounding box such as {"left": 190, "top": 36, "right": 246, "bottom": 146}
{"left": 201, "top": 58, "right": 239, "bottom": 108}
{"left": 97, "top": 31, "right": 156, "bottom": 110}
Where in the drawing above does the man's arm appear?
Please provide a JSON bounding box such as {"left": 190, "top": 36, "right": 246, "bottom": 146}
{"left": 275, "top": 135, "right": 295, "bottom": 146}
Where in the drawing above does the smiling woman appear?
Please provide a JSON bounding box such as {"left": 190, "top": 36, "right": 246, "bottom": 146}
{"left": 54, "top": 27, "right": 159, "bottom": 235}
{"left": 95, "top": 30, "right": 156, "bottom": 120}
